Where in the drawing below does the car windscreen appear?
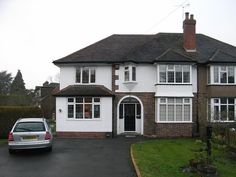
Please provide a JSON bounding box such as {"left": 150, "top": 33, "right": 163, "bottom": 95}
{"left": 14, "top": 122, "right": 46, "bottom": 132}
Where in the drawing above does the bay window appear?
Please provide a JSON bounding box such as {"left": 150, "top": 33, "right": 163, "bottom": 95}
{"left": 67, "top": 97, "right": 100, "bottom": 119}
{"left": 159, "top": 65, "right": 191, "bottom": 84}
{"left": 211, "top": 66, "right": 235, "bottom": 84}
{"left": 158, "top": 98, "right": 192, "bottom": 122}
{"left": 124, "top": 66, "right": 136, "bottom": 82}
{"left": 209, "top": 98, "right": 236, "bottom": 122}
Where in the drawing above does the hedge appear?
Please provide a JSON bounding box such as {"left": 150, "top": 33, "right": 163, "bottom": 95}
{"left": 0, "top": 106, "right": 43, "bottom": 138}
{"left": 0, "top": 94, "right": 33, "bottom": 106}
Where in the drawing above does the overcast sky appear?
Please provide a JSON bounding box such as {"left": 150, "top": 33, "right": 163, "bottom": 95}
{"left": 0, "top": 0, "right": 236, "bottom": 89}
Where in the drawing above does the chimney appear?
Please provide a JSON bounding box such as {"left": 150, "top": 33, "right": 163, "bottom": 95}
{"left": 183, "top": 12, "right": 196, "bottom": 52}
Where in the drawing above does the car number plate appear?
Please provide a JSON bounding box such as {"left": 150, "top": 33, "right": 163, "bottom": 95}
{"left": 22, "top": 135, "right": 37, "bottom": 140}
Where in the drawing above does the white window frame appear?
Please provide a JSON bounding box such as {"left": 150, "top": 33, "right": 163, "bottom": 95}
{"left": 124, "top": 65, "right": 136, "bottom": 82}
{"left": 209, "top": 98, "right": 236, "bottom": 122}
{"left": 67, "top": 97, "right": 101, "bottom": 120}
{"left": 76, "top": 67, "right": 96, "bottom": 84}
{"left": 158, "top": 65, "right": 192, "bottom": 84}
{"left": 156, "top": 97, "right": 192, "bottom": 123}
{"left": 210, "top": 65, "right": 235, "bottom": 85}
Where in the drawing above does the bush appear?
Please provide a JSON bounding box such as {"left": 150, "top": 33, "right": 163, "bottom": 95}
{"left": 0, "top": 106, "right": 43, "bottom": 138}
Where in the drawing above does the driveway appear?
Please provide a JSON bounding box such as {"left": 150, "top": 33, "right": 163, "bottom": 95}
{"left": 0, "top": 137, "right": 144, "bottom": 177}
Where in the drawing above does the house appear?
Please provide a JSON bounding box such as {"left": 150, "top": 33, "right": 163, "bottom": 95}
{"left": 35, "top": 81, "right": 59, "bottom": 119}
{"left": 53, "top": 12, "right": 236, "bottom": 138}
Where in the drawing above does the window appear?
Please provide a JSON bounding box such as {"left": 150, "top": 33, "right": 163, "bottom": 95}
{"left": 67, "top": 97, "right": 100, "bottom": 119}
{"left": 158, "top": 98, "right": 192, "bottom": 122}
{"left": 212, "top": 66, "right": 235, "bottom": 84}
{"left": 124, "top": 66, "right": 136, "bottom": 82}
{"left": 159, "top": 65, "right": 191, "bottom": 84}
{"left": 76, "top": 67, "right": 96, "bottom": 84}
{"left": 209, "top": 98, "right": 236, "bottom": 122}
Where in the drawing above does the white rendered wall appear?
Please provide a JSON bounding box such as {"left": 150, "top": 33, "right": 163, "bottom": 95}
{"left": 116, "top": 65, "right": 156, "bottom": 92}
{"left": 59, "top": 65, "right": 112, "bottom": 90}
{"left": 56, "top": 97, "right": 112, "bottom": 132}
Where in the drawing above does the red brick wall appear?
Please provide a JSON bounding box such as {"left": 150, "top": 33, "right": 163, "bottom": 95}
{"left": 56, "top": 132, "right": 107, "bottom": 138}
{"left": 154, "top": 123, "right": 193, "bottom": 138}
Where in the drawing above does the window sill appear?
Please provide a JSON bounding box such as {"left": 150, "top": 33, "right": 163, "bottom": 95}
{"left": 66, "top": 118, "right": 102, "bottom": 121}
{"left": 155, "top": 83, "right": 192, "bottom": 86}
{"left": 210, "top": 120, "right": 236, "bottom": 123}
{"left": 123, "top": 81, "right": 137, "bottom": 84}
{"left": 207, "top": 84, "right": 236, "bottom": 86}
{"left": 156, "top": 121, "right": 193, "bottom": 124}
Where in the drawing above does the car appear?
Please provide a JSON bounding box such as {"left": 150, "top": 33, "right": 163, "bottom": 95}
{"left": 8, "top": 118, "right": 53, "bottom": 154}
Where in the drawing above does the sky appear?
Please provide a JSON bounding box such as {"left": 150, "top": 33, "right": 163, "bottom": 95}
{"left": 0, "top": 0, "right": 236, "bottom": 89}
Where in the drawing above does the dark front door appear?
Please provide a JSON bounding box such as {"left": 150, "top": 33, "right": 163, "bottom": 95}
{"left": 124, "top": 104, "right": 135, "bottom": 131}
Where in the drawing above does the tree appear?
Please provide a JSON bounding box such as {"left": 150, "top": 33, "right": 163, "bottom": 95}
{"left": 10, "top": 70, "right": 26, "bottom": 95}
{"left": 0, "top": 70, "right": 12, "bottom": 94}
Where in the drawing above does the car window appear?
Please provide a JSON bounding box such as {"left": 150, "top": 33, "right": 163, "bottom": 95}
{"left": 14, "top": 122, "right": 46, "bottom": 132}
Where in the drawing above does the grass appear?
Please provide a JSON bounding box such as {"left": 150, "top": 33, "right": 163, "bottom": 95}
{"left": 132, "top": 139, "right": 236, "bottom": 177}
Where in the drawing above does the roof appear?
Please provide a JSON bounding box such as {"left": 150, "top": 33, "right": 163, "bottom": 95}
{"left": 18, "top": 118, "right": 45, "bottom": 122}
{"left": 53, "top": 33, "right": 236, "bottom": 65}
{"left": 53, "top": 85, "right": 114, "bottom": 97}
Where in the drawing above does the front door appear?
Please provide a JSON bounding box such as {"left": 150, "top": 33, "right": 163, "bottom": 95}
{"left": 124, "top": 104, "right": 135, "bottom": 131}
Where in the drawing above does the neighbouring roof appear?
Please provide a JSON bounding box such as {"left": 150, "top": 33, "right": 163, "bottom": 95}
{"left": 53, "top": 33, "right": 236, "bottom": 65}
{"left": 53, "top": 85, "right": 114, "bottom": 97}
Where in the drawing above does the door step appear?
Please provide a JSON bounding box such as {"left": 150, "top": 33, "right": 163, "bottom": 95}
{"left": 120, "top": 132, "right": 140, "bottom": 138}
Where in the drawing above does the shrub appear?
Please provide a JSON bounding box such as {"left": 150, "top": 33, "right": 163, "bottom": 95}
{"left": 0, "top": 106, "right": 43, "bottom": 138}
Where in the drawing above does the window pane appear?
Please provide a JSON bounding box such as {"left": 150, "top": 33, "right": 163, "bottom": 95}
{"left": 76, "top": 98, "right": 83, "bottom": 103}
{"left": 90, "top": 69, "right": 96, "bottom": 83}
{"left": 228, "top": 66, "right": 234, "bottom": 83}
{"left": 68, "top": 98, "right": 74, "bottom": 103}
{"left": 132, "top": 67, "right": 136, "bottom": 81}
{"left": 76, "top": 104, "right": 83, "bottom": 119}
{"left": 94, "top": 98, "right": 100, "bottom": 102}
{"left": 167, "top": 98, "right": 174, "bottom": 103}
{"left": 85, "top": 97, "right": 92, "bottom": 103}
{"left": 221, "top": 105, "right": 227, "bottom": 120}
{"left": 159, "top": 65, "right": 166, "bottom": 83}
{"left": 214, "top": 66, "right": 219, "bottom": 83}
{"left": 228, "top": 98, "right": 234, "bottom": 104}
{"left": 220, "top": 72, "right": 227, "bottom": 83}
{"left": 119, "top": 104, "right": 123, "bottom": 119}
{"left": 176, "top": 105, "right": 182, "bottom": 121}
{"left": 175, "top": 66, "right": 182, "bottom": 83}
{"left": 168, "top": 105, "right": 174, "bottom": 121}
{"left": 84, "top": 104, "right": 92, "bottom": 119}
{"left": 221, "top": 98, "right": 227, "bottom": 104}
{"left": 76, "top": 68, "right": 81, "bottom": 83}
{"left": 68, "top": 105, "right": 74, "bottom": 118}
{"left": 160, "top": 98, "right": 166, "bottom": 103}
{"left": 94, "top": 105, "right": 100, "bottom": 118}
{"left": 183, "top": 66, "right": 190, "bottom": 83}
{"left": 184, "top": 98, "right": 190, "bottom": 103}
{"left": 167, "top": 71, "right": 174, "bottom": 83}
{"left": 176, "top": 98, "right": 183, "bottom": 104}
{"left": 82, "top": 68, "right": 89, "bottom": 83}
{"left": 124, "top": 71, "right": 129, "bottom": 81}
{"left": 214, "top": 98, "right": 219, "bottom": 104}
{"left": 160, "top": 105, "right": 166, "bottom": 121}
{"left": 214, "top": 106, "right": 219, "bottom": 121}
{"left": 184, "top": 105, "right": 190, "bottom": 121}
{"left": 228, "top": 105, "right": 235, "bottom": 121}
{"left": 136, "top": 103, "right": 141, "bottom": 119}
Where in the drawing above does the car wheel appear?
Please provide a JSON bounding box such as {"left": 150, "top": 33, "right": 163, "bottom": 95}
{"left": 8, "top": 149, "right": 15, "bottom": 154}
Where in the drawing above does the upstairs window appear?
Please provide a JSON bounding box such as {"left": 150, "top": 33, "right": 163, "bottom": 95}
{"left": 159, "top": 65, "right": 191, "bottom": 84}
{"left": 212, "top": 66, "right": 235, "bottom": 84}
{"left": 76, "top": 67, "right": 96, "bottom": 84}
{"left": 124, "top": 66, "right": 136, "bottom": 82}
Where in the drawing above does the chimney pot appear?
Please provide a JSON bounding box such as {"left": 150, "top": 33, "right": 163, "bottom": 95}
{"left": 185, "top": 12, "right": 189, "bottom": 20}
{"left": 190, "top": 14, "right": 194, "bottom": 20}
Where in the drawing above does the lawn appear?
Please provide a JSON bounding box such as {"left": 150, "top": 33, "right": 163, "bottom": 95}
{"left": 132, "top": 139, "right": 236, "bottom": 177}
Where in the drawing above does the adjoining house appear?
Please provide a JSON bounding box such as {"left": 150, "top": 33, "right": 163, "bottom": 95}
{"left": 35, "top": 81, "right": 59, "bottom": 119}
{"left": 53, "top": 12, "right": 236, "bottom": 138}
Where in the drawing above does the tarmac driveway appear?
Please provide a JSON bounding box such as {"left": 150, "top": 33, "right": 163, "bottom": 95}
{"left": 0, "top": 137, "right": 144, "bottom": 177}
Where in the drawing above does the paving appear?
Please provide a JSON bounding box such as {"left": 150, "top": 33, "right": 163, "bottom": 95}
{"left": 0, "top": 136, "right": 145, "bottom": 177}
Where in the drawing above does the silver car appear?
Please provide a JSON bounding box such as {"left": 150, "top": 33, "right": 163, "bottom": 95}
{"left": 8, "top": 118, "right": 53, "bottom": 154}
